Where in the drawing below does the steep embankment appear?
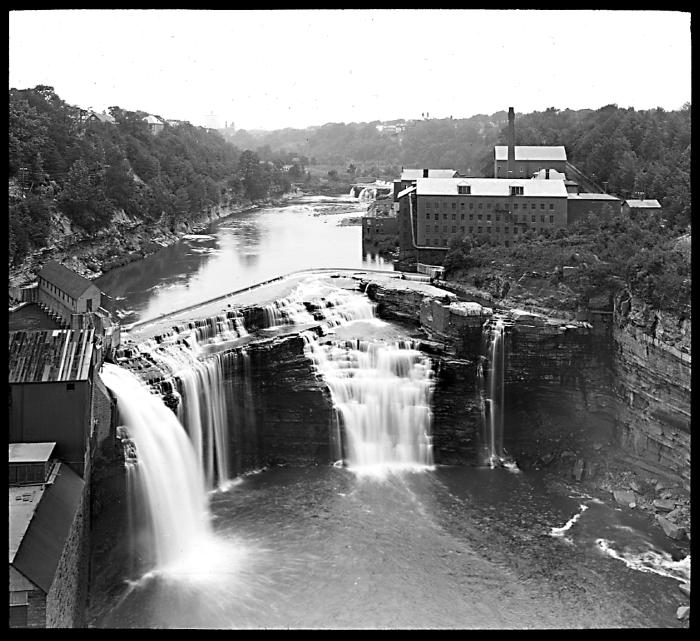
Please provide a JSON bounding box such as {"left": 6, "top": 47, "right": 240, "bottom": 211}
{"left": 8, "top": 193, "right": 298, "bottom": 290}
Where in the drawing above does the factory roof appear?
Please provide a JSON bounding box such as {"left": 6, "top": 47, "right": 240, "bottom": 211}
{"left": 494, "top": 146, "right": 567, "bottom": 161}
{"left": 8, "top": 329, "right": 95, "bottom": 383}
{"left": 567, "top": 193, "right": 621, "bottom": 201}
{"left": 625, "top": 199, "right": 661, "bottom": 209}
{"left": 38, "top": 261, "right": 97, "bottom": 299}
{"left": 10, "top": 462, "right": 84, "bottom": 593}
{"left": 9, "top": 443, "right": 57, "bottom": 464}
{"left": 401, "top": 169, "right": 458, "bottom": 180}
{"left": 416, "top": 177, "right": 568, "bottom": 197}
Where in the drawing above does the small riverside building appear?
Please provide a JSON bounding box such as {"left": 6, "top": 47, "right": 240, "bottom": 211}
{"left": 37, "top": 261, "right": 101, "bottom": 328}
{"left": 622, "top": 199, "right": 662, "bottom": 217}
{"left": 9, "top": 442, "right": 87, "bottom": 628}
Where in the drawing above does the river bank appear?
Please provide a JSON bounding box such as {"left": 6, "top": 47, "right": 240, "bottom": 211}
{"left": 8, "top": 191, "right": 307, "bottom": 291}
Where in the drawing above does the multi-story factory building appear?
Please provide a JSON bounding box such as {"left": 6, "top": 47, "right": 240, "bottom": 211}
{"left": 414, "top": 177, "right": 569, "bottom": 248}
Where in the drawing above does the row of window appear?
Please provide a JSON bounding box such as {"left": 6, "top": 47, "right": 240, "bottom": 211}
{"left": 425, "top": 200, "right": 557, "bottom": 211}
{"left": 41, "top": 278, "right": 75, "bottom": 306}
{"left": 427, "top": 213, "right": 556, "bottom": 224}
{"left": 426, "top": 223, "right": 553, "bottom": 237}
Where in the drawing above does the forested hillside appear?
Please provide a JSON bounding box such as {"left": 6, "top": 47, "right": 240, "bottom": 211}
{"left": 9, "top": 86, "right": 293, "bottom": 267}
{"left": 232, "top": 103, "right": 690, "bottom": 230}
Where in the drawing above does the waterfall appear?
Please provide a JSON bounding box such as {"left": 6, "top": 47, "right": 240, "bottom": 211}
{"left": 296, "top": 281, "right": 435, "bottom": 477}
{"left": 101, "top": 363, "right": 214, "bottom": 573}
{"left": 481, "top": 317, "right": 517, "bottom": 470}
{"left": 306, "top": 338, "right": 434, "bottom": 476}
{"left": 142, "top": 342, "right": 231, "bottom": 489}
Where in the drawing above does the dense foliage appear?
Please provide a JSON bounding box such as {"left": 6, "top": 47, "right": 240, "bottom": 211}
{"left": 8, "top": 86, "right": 292, "bottom": 265}
{"left": 231, "top": 103, "right": 691, "bottom": 230}
{"left": 443, "top": 210, "right": 691, "bottom": 314}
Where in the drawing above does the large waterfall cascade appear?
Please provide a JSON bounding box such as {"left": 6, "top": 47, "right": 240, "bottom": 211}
{"left": 101, "top": 363, "right": 215, "bottom": 573}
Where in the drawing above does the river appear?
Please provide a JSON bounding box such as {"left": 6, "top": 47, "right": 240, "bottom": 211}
{"left": 89, "top": 194, "right": 689, "bottom": 629}
{"left": 95, "top": 194, "right": 392, "bottom": 327}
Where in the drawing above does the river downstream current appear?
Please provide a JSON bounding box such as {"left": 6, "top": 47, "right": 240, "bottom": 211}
{"left": 90, "top": 195, "right": 689, "bottom": 628}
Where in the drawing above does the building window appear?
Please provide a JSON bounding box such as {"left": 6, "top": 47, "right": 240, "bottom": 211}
{"left": 514, "top": 227, "right": 518, "bottom": 234}
{"left": 469, "top": 203, "right": 474, "bottom": 210}
{"left": 550, "top": 215, "right": 554, "bottom": 223}
{"left": 443, "top": 213, "right": 447, "bottom": 220}
{"left": 496, "top": 214, "right": 500, "bottom": 221}
{"left": 478, "top": 227, "right": 482, "bottom": 233}
{"left": 531, "top": 203, "right": 536, "bottom": 210}
{"left": 531, "top": 215, "right": 536, "bottom": 222}
{"left": 452, "top": 226, "right": 456, "bottom": 233}
{"left": 452, "top": 213, "right": 456, "bottom": 220}
{"left": 461, "top": 213, "right": 465, "bottom": 220}
{"left": 486, "top": 214, "right": 491, "bottom": 221}
{"left": 478, "top": 203, "right": 483, "bottom": 209}
{"left": 469, "top": 227, "right": 473, "bottom": 233}
{"left": 478, "top": 214, "right": 482, "bottom": 220}
{"left": 458, "top": 185, "right": 471, "bottom": 195}
{"left": 513, "top": 203, "right": 519, "bottom": 209}
{"left": 67, "top": 382, "right": 75, "bottom": 391}
{"left": 541, "top": 203, "right": 546, "bottom": 210}
{"left": 541, "top": 215, "right": 545, "bottom": 223}
{"left": 452, "top": 202, "right": 456, "bottom": 209}
{"left": 426, "top": 213, "right": 430, "bottom": 219}
{"left": 443, "top": 239, "right": 448, "bottom": 246}
{"left": 496, "top": 227, "right": 500, "bottom": 233}
{"left": 434, "top": 225, "right": 439, "bottom": 232}
{"left": 549, "top": 204, "right": 554, "bottom": 209}
{"left": 505, "top": 227, "right": 509, "bottom": 234}
{"left": 426, "top": 201, "right": 431, "bottom": 209}
{"left": 460, "top": 202, "right": 465, "bottom": 210}
{"left": 460, "top": 226, "right": 465, "bottom": 232}
{"left": 434, "top": 213, "right": 438, "bottom": 220}
{"left": 469, "top": 214, "right": 474, "bottom": 220}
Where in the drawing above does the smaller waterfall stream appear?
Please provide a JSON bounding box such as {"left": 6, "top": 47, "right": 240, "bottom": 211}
{"left": 480, "top": 317, "right": 517, "bottom": 471}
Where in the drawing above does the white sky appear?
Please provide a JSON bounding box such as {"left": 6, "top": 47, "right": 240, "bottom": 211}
{"left": 9, "top": 9, "right": 692, "bottom": 131}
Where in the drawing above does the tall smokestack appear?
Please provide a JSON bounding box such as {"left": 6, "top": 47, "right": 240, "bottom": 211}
{"left": 507, "top": 107, "right": 515, "bottom": 178}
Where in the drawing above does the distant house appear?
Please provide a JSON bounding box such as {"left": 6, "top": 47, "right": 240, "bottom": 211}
{"left": 142, "top": 114, "right": 165, "bottom": 135}
{"left": 37, "top": 261, "right": 101, "bottom": 327}
{"left": 9, "top": 442, "right": 86, "bottom": 628}
{"left": 85, "top": 110, "right": 115, "bottom": 125}
{"left": 622, "top": 199, "right": 662, "bottom": 217}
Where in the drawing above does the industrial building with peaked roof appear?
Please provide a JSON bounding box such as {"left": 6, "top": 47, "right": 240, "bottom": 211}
{"left": 9, "top": 442, "right": 87, "bottom": 628}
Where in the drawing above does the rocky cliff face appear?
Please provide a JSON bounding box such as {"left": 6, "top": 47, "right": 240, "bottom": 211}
{"left": 612, "top": 292, "right": 691, "bottom": 491}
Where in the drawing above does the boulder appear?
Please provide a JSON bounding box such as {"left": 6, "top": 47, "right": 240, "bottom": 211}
{"left": 676, "top": 606, "right": 689, "bottom": 621}
{"left": 652, "top": 499, "right": 676, "bottom": 512}
{"left": 656, "top": 515, "right": 686, "bottom": 540}
{"left": 613, "top": 490, "right": 636, "bottom": 507}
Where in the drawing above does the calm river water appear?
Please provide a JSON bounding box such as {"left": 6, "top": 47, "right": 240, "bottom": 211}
{"left": 96, "top": 194, "right": 392, "bottom": 326}
{"left": 90, "top": 194, "right": 689, "bottom": 629}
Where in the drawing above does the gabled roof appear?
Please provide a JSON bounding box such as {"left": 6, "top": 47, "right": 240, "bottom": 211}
{"left": 88, "top": 111, "right": 115, "bottom": 124}
{"left": 401, "top": 169, "right": 458, "bottom": 180}
{"left": 38, "top": 261, "right": 97, "bottom": 299}
{"left": 9, "top": 329, "right": 95, "bottom": 383}
{"left": 416, "top": 177, "right": 568, "bottom": 197}
{"left": 143, "top": 114, "right": 164, "bottom": 125}
{"left": 494, "top": 146, "right": 567, "bottom": 161}
{"left": 625, "top": 199, "right": 661, "bottom": 208}
{"left": 10, "top": 462, "right": 84, "bottom": 593}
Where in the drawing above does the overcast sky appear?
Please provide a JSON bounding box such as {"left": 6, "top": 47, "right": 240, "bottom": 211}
{"left": 9, "top": 9, "right": 692, "bottom": 131}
